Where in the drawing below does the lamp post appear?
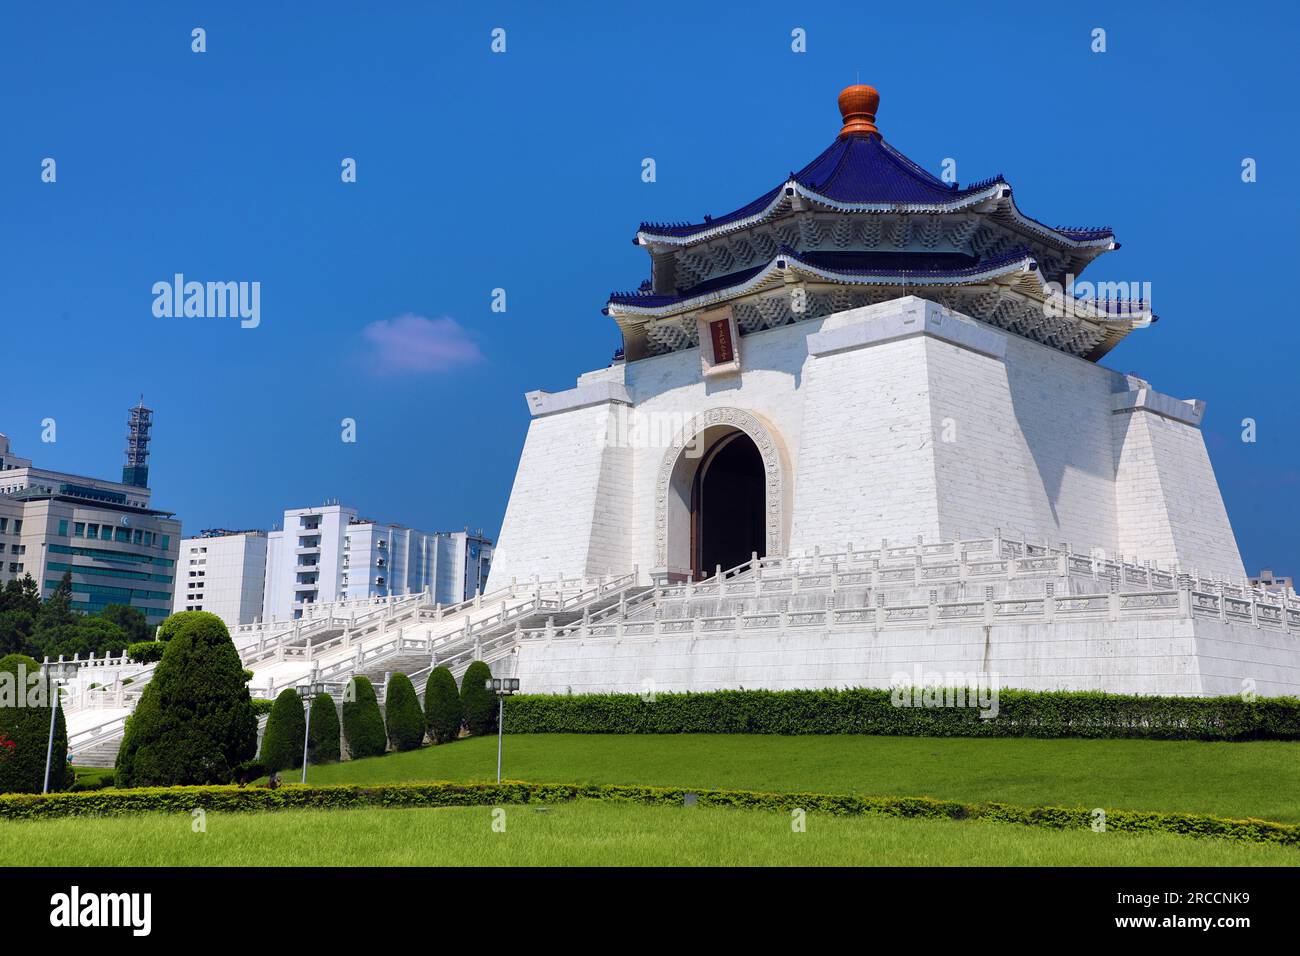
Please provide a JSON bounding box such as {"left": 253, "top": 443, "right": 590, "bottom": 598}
{"left": 486, "top": 677, "right": 520, "bottom": 783}
{"left": 41, "top": 660, "right": 76, "bottom": 794}
{"left": 298, "top": 674, "right": 330, "bottom": 785}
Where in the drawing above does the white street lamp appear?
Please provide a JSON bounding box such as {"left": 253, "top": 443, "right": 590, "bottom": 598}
{"left": 297, "top": 674, "right": 331, "bottom": 785}
{"left": 486, "top": 677, "right": 520, "bottom": 783}
{"left": 41, "top": 660, "right": 77, "bottom": 794}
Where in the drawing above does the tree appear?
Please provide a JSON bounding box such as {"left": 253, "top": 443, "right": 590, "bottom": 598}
{"left": 384, "top": 673, "right": 425, "bottom": 751}
{"left": 308, "top": 693, "right": 341, "bottom": 764}
{"left": 97, "top": 604, "right": 151, "bottom": 645}
{"left": 35, "top": 571, "right": 75, "bottom": 632}
{"left": 0, "top": 576, "right": 40, "bottom": 658}
{"left": 341, "top": 676, "right": 386, "bottom": 759}
{"left": 259, "top": 688, "right": 306, "bottom": 773}
{"left": 0, "top": 653, "right": 69, "bottom": 793}
{"left": 0, "top": 609, "right": 36, "bottom": 659}
{"left": 114, "top": 611, "right": 258, "bottom": 787}
{"left": 459, "top": 661, "right": 496, "bottom": 736}
{"left": 35, "top": 617, "right": 128, "bottom": 660}
{"left": 424, "top": 666, "right": 462, "bottom": 744}
{"left": 0, "top": 575, "right": 40, "bottom": 616}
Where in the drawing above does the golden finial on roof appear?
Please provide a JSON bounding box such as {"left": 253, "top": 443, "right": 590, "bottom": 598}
{"left": 838, "top": 84, "right": 880, "bottom": 138}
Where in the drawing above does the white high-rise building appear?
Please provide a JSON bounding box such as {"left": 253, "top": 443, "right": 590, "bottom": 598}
{"left": 173, "top": 530, "right": 268, "bottom": 629}
{"left": 261, "top": 503, "right": 492, "bottom": 622}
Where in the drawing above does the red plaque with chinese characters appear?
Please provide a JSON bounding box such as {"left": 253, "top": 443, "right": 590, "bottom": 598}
{"left": 709, "top": 317, "right": 734, "bottom": 364}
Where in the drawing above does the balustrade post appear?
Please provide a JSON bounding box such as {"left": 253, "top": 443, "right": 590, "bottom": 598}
{"left": 1043, "top": 583, "right": 1055, "bottom": 623}
{"left": 983, "top": 586, "right": 995, "bottom": 625}
{"left": 1108, "top": 578, "right": 1121, "bottom": 622}
{"left": 876, "top": 592, "right": 887, "bottom": 629}
{"left": 927, "top": 589, "right": 938, "bottom": 628}
{"left": 1177, "top": 573, "right": 1193, "bottom": 618}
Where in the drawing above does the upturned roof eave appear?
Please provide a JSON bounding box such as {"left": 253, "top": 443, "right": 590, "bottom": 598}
{"left": 635, "top": 180, "right": 1116, "bottom": 253}
{"left": 607, "top": 249, "right": 1150, "bottom": 332}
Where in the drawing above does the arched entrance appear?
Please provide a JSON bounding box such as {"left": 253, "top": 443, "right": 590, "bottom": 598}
{"left": 655, "top": 407, "right": 789, "bottom": 581}
{"left": 692, "top": 433, "right": 766, "bottom": 578}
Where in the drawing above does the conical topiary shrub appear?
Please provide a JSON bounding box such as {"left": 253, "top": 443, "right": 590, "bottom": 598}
{"left": 423, "top": 666, "right": 462, "bottom": 744}
{"left": 308, "top": 692, "right": 341, "bottom": 763}
{"left": 260, "top": 688, "right": 305, "bottom": 773}
{"left": 115, "top": 611, "right": 258, "bottom": 788}
{"left": 459, "top": 660, "right": 496, "bottom": 737}
{"left": 0, "top": 653, "right": 68, "bottom": 793}
{"left": 341, "top": 675, "right": 386, "bottom": 759}
{"left": 384, "top": 673, "right": 425, "bottom": 751}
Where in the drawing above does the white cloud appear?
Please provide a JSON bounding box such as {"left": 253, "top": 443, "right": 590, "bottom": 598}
{"left": 360, "top": 313, "right": 482, "bottom": 374}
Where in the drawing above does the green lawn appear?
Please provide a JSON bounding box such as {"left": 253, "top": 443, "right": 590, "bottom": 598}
{"left": 292, "top": 734, "right": 1300, "bottom": 824}
{"left": 2, "top": 801, "right": 1296, "bottom": 866}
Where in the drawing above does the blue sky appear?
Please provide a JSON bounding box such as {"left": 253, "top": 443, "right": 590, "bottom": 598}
{"left": 2, "top": 1, "right": 1296, "bottom": 572}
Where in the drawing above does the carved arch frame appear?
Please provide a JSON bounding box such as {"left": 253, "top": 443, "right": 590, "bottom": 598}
{"left": 654, "top": 406, "right": 790, "bottom": 570}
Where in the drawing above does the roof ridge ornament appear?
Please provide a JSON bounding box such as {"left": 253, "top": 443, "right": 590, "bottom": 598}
{"left": 838, "top": 84, "right": 880, "bottom": 138}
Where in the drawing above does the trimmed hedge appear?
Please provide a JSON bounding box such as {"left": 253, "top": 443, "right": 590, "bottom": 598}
{"left": 0, "top": 780, "right": 1296, "bottom": 849}
{"left": 260, "top": 689, "right": 306, "bottom": 773}
{"left": 341, "top": 676, "right": 386, "bottom": 759}
{"left": 308, "top": 693, "right": 341, "bottom": 764}
{"left": 384, "top": 674, "right": 425, "bottom": 752}
{"left": 126, "top": 641, "right": 164, "bottom": 664}
{"left": 499, "top": 687, "right": 1300, "bottom": 741}
{"left": 423, "top": 666, "right": 461, "bottom": 744}
{"left": 460, "top": 661, "right": 496, "bottom": 736}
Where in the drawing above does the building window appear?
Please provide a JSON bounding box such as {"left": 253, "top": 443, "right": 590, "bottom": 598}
{"left": 57, "top": 520, "right": 69, "bottom": 537}
{"left": 74, "top": 522, "right": 85, "bottom": 536}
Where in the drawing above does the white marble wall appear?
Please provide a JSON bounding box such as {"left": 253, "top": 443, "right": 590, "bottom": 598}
{"left": 492, "top": 296, "right": 1245, "bottom": 589}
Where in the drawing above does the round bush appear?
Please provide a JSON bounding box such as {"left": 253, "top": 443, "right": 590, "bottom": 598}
{"left": 460, "top": 661, "right": 496, "bottom": 737}
{"left": 114, "top": 611, "right": 258, "bottom": 788}
{"left": 0, "top": 653, "right": 68, "bottom": 793}
{"left": 424, "top": 666, "right": 462, "bottom": 744}
{"left": 384, "top": 673, "right": 425, "bottom": 751}
{"left": 260, "top": 688, "right": 306, "bottom": 773}
{"left": 308, "top": 692, "right": 341, "bottom": 764}
{"left": 341, "top": 676, "right": 386, "bottom": 759}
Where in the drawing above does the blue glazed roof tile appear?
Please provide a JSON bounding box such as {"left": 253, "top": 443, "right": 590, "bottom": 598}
{"left": 637, "top": 133, "right": 1113, "bottom": 247}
